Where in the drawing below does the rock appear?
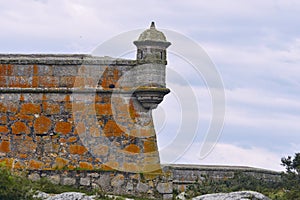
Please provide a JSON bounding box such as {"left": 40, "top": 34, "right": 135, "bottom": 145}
{"left": 28, "top": 173, "right": 40, "bottom": 181}
{"left": 126, "top": 182, "right": 134, "bottom": 191}
{"left": 80, "top": 177, "right": 90, "bottom": 186}
{"left": 137, "top": 182, "right": 149, "bottom": 193}
{"left": 176, "top": 192, "right": 187, "bottom": 200}
{"left": 96, "top": 173, "right": 111, "bottom": 189}
{"left": 61, "top": 177, "right": 76, "bottom": 186}
{"left": 92, "top": 183, "right": 100, "bottom": 190}
{"left": 33, "top": 191, "right": 50, "bottom": 199}
{"left": 48, "top": 175, "right": 60, "bottom": 185}
{"left": 46, "top": 192, "right": 93, "bottom": 200}
{"left": 157, "top": 182, "right": 173, "bottom": 194}
{"left": 192, "top": 191, "right": 271, "bottom": 200}
{"left": 111, "top": 174, "right": 124, "bottom": 187}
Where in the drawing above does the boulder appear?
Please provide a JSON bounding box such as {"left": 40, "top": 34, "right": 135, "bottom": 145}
{"left": 34, "top": 192, "right": 94, "bottom": 200}
{"left": 192, "top": 191, "right": 271, "bottom": 200}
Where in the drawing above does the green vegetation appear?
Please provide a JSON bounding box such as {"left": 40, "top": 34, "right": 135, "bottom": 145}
{"left": 0, "top": 162, "right": 154, "bottom": 200}
{"left": 0, "top": 162, "right": 110, "bottom": 200}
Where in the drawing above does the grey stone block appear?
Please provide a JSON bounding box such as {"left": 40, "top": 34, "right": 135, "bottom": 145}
{"left": 136, "top": 182, "right": 148, "bottom": 193}
{"left": 80, "top": 177, "right": 91, "bottom": 186}
{"left": 157, "top": 182, "right": 173, "bottom": 194}
{"left": 62, "top": 177, "right": 76, "bottom": 186}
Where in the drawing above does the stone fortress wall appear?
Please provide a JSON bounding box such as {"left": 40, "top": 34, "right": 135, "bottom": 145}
{"left": 0, "top": 23, "right": 281, "bottom": 199}
{"left": 0, "top": 22, "right": 170, "bottom": 173}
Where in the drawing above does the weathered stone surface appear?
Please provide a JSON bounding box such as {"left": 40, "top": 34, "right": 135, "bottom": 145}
{"left": 80, "top": 177, "right": 91, "bottom": 186}
{"left": 28, "top": 173, "right": 40, "bottom": 181}
{"left": 163, "top": 193, "right": 173, "bottom": 200}
{"left": 46, "top": 192, "right": 93, "bottom": 200}
{"left": 48, "top": 175, "right": 60, "bottom": 185}
{"left": 136, "top": 182, "right": 149, "bottom": 193}
{"left": 192, "top": 191, "right": 271, "bottom": 200}
{"left": 111, "top": 174, "right": 125, "bottom": 187}
{"left": 176, "top": 192, "right": 186, "bottom": 200}
{"left": 95, "top": 173, "right": 111, "bottom": 190}
{"left": 157, "top": 182, "right": 173, "bottom": 194}
{"left": 62, "top": 177, "right": 76, "bottom": 186}
{"left": 126, "top": 182, "right": 134, "bottom": 191}
{"left": 34, "top": 191, "right": 50, "bottom": 199}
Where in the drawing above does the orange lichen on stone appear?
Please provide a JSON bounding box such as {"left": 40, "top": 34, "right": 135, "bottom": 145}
{"left": 0, "top": 140, "right": 10, "bottom": 152}
{"left": 33, "top": 64, "right": 38, "bottom": 75}
{"left": 95, "top": 103, "right": 112, "bottom": 115}
{"left": 6, "top": 103, "right": 18, "bottom": 113}
{"left": 0, "top": 126, "right": 8, "bottom": 134}
{"left": 17, "top": 114, "right": 34, "bottom": 121}
{"left": 124, "top": 144, "right": 140, "bottom": 153}
{"left": 69, "top": 145, "right": 87, "bottom": 155}
{"left": 34, "top": 116, "right": 51, "bottom": 134}
{"left": 103, "top": 120, "right": 123, "bottom": 137}
{"left": 32, "top": 76, "right": 38, "bottom": 87}
{"left": 0, "top": 64, "right": 6, "bottom": 76}
{"left": 123, "top": 162, "right": 139, "bottom": 172}
{"left": 42, "top": 94, "right": 47, "bottom": 101}
{"left": 0, "top": 116, "right": 7, "bottom": 124}
{"left": 68, "top": 136, "right": 77, "bottom": 143}
{"left": 65, "top": 95, "right": 71, "bottom": 102}
{"left": 43, "top": 102, "right": 60, "bottom": 115}
{"left": 144, "top": 139, "right": 157, "bottom": 153}
{"left": 12, "top": 121, "right": 30, "bottom": 134}
{"left": 55, "top": 121, "right": 72, "bottom": 134}
{"left": 29, "top": 159, "right": 44, "bottom": 169}
{"left": 19, "top": 154, "right": 28, "bottom": 159}
{"left": 113, "top": 68, "right": 120, "bottom": 80}
{"left": 79, "top": 162, "right": 93, "bottom": 170}
{"left": 19, "top": 94, "right": 25, "bottom": 101}
{"left": 0, "top": 64, "right": 12, "bottom": 76}
{"left": 0, "top": 158, "right": 14, "bottom": 168}
{"left": 59, "top": 138, "right": 66, "bottom": 143}
{"left": 20, "top": 103, "right": 41, "bottom": 114}
{"left": 64, "top": 102, "right": 72, "bottom": 113}
{"left": 54, "top": 157, "right": 69, "bottom": 169}
{"left": 0, "top": 103, "right": 7, "bottom": 113}
{"left": 13, "top": 161, "right": 25, "bottom": 169}
{"left": 129, "top": 99, "right": 139, "bottom": 120}
{"left": 0, "top": 76, "right": 6, "bottom": 87}
{"left": 38, "top": 76, "right": 59, "bottom": 87}
{"left": 101, "top": 161, "right": 119, "bottom": 171}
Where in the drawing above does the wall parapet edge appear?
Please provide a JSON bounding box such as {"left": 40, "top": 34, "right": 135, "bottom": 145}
{"left": 0, "top": 54, "right": 136, "bottom": 65}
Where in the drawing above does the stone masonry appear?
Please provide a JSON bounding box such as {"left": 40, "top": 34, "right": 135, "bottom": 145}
{"left": 0, "top": 22, "right": 170, "bottom": 173}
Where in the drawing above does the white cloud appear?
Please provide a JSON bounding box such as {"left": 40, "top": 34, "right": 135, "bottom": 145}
{"left": 172, "top": 142, "right": 285, "bottom": 171}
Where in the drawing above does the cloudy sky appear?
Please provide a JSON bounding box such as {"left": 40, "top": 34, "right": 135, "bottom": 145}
{"left": 1, "top": 0, "right": 300, "bottom": 171}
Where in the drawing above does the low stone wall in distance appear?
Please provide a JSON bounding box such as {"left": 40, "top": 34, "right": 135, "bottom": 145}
{"left": 27, "top": 165, "right": 281, "bottom": 200}
{"left": 166, "top": 164, "right": 281, "bottom": 193}
{"left": 27, "top": 169, "right": 173, "bottom": 200}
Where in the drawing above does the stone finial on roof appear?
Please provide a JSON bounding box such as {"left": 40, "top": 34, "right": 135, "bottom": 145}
{"left": 150, "top": 21, "right": 155, "bottom": 29}
{"left": 136, "top": 21, "right": 168, "bottom": 42}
